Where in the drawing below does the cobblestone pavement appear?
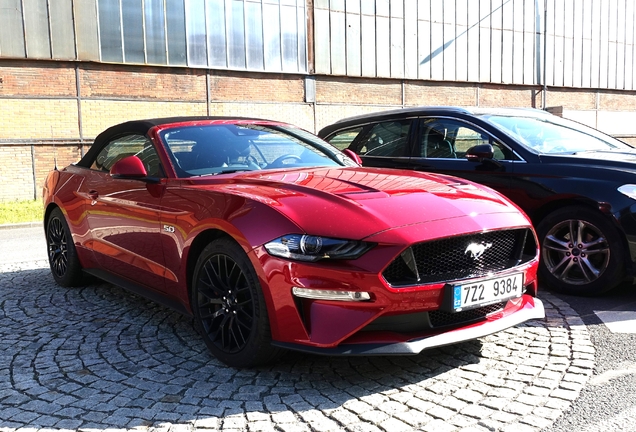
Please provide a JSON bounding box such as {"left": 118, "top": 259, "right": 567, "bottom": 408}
{"left": 0, "top": 259, "right": 593, "bottom": 432}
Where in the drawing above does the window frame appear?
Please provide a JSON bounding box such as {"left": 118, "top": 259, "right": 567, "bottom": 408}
{"left": 89, "top": 133, "right": 165, "bottom": 177}
{"left": 416, "top": 117, "right": 524, "bottom": 162}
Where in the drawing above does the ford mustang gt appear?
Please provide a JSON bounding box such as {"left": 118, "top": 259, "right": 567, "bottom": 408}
{"left": 43, "top": 117, "right": 544, "bottom": 367}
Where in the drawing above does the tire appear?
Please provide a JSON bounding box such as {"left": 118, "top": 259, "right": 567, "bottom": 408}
{"left": 536, "top": 206, "right": 624, "bottom": 295}
{"left": 191, "top": 238, "right": 283, "bottom": 367}
{"left": 46, "top": 207, "right": 84, "bottom": 287}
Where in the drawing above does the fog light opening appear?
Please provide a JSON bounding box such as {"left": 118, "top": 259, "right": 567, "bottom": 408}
{"left": 292, "top": 287, "right": 371, "bottom": 301}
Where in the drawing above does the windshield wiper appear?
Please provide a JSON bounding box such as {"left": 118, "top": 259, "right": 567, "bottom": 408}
{"left": 214, "top": 168, "right": 253, "bottom": 175}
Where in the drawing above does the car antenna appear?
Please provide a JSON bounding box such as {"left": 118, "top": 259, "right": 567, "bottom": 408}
{"left": 52, "top": 126, "right": 58, "bottom": 170}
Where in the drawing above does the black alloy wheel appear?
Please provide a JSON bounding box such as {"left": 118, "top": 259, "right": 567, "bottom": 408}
{"left": 192, "top": 238, "right": 282, "bottom": 367}
{"left": 537, "top": 206, "right": 624, "bottom": 295}
{"left": 46, "top": 207, "right": 83, "bottom": 287}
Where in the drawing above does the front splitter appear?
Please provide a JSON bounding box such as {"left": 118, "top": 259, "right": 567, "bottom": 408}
{"left": 272, "top": 298, "right": 545, "bottom": 356}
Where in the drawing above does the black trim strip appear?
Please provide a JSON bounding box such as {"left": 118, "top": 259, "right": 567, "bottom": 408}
{"left": 82, "top": 268, "right": 191, "bottom": 317}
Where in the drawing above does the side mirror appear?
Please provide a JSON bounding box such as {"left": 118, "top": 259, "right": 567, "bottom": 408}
{"left": 342, "top": 148, "right": 363, "bottom": 165}
{"left": 110, "top": 155, "right": 148, "bottom": 179}
{"left": 466, "top": 144, "right": 494, "bottom": 162}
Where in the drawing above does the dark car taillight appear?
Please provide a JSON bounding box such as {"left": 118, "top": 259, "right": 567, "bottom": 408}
{"left": 383, "top": 228, "right": 536, "bottom": 287}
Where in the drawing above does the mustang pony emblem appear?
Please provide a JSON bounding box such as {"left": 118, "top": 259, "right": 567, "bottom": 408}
{"left": 465, "top": 242, "right": 493, "bottom": 259}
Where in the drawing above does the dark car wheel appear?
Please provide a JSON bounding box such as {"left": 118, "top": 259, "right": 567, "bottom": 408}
{"left": 537, "top": 206, "right": 624, "bottom": 295}
{"left": 191, "top": 238, "right": 283, "bottom": 368}
{"left": 46, "top": 207, "right": 84, "bottom": 287}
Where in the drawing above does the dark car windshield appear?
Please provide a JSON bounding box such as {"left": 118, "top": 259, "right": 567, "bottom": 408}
{"left": 483, "top": 114, "right": 631, "bottom": 154}
{"left": 161, "top": 123, "right": 349, "bottom": 177}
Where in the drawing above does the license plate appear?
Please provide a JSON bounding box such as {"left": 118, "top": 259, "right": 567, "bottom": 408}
{"left": 451, "top": 273, "right": 523, "bottom": 312}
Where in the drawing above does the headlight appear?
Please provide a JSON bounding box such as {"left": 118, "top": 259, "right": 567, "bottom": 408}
{"left": 618, "top": 184, "right": 636, "bottom": 200}
{"left": 264, "top": 234, "right": 374, "bottom": 262}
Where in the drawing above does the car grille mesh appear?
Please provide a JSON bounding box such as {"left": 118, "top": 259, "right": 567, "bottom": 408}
{"left": 383, "top": 228, "right": 534, "bottom": 287}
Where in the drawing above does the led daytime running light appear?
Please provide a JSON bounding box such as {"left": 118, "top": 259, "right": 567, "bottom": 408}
{"left": 292, "top": 287, "right": 371, "bottom": 301}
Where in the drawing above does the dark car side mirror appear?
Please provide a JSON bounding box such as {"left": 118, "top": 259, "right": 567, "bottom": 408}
{"left": 110, "top": 155, "right": 148, "bottom": 179}
{"left": 466, "top": 144, "right": 495, "bottom": 162}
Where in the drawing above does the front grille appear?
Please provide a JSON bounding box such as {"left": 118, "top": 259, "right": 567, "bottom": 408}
{"left": 383, "top": 228, "right": 535, "bottom": 287}
{"left": 429, "top": 302, "right": 505, "bottom": 328}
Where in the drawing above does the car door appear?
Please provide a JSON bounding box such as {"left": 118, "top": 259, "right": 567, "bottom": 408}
{"left": 328, "top": 119, "right": 417, "bottom": 169}
{"left": 409, "top": 117, "right": 522, "bottom": 197}
{"left": 82, "top": 133, "right": 169, "bottom": 292}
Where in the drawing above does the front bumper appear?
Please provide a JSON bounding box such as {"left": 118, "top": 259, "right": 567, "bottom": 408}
{"left": 250, "top": 217, "right": 540, "bottom": 352}
{"left": 272, "top": 296, "right": 544, "bottom": 355}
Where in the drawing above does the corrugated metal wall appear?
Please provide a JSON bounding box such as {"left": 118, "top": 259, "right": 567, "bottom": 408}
{"left": 0, "top": 0, "right": 308, "bottom": 73}
{"left": 1, "top": 0, "right": 634, "bottom": 90}
{"left": 314, "top": 0, "right": 636, "bottom": 90}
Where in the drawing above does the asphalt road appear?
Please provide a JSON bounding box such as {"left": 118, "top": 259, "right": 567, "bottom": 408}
{"left": 0, "top": 225, "right": 47, "bottom": 263}
{"left": 1, "top": 226, "right": 636, "bottom": 431}
{"left": 542, "top": 283, "right": 636, "bottom": 432}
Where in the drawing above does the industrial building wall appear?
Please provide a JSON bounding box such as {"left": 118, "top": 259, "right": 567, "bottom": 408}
{"left": 314, "top": 0, "right": 636, "bottom": 91}
{"left": 3, "top": 58, "right": 635, "bottom": 202}
{"left": 4, "top": 0, "right": 635, "bottom": 90}
{"left": 0, "top": 0, "right": 308, "bottom": 73}
{"left": 2, "top": 0, "right": 636, "bottom": 201}
{"left": 0, "top": 60, "right": 313, "bottom": 201}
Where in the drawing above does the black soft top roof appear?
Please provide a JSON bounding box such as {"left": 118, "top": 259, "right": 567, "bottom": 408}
{"left": 77, "top": 116, "right": 282, "bottom": 167}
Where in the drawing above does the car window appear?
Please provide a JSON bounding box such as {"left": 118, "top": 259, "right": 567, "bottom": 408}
{"left": 454, "top": 127, "right": 490, "bottom": 153}
{"left": 484, "top": 114, "right": 632, "bottom": 154}
{"left": 91, "top": 134, "right": 163, "bottom": 176}
{"left": 161, "top": 124, "right": 341, "bottom": 177}
{"left": 420, "top": 122, "right": 458, "bottom": 159}
{"left": 325, "top": 127, "right": 364, "bottom": 150}
{"left": 420, "top": 118, "right": 518, "bottom": 161}
{"left": 354, "top": 120, "right": 411, "bottom": 157}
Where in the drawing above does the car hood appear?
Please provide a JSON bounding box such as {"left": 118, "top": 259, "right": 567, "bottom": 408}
{"left": 541, "top": 149, "right": 636, "bottom": 169}
{"left": 184, "top": 167, "right": 527, "bottom": 240}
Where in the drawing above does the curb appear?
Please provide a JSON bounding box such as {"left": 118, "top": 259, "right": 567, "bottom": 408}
{"left": 0, "top": 221, "right": 42, "bottom": 230}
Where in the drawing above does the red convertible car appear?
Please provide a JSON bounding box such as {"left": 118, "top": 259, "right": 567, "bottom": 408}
{"left": 43, "top": 117, "right": 544, "bottom": 367}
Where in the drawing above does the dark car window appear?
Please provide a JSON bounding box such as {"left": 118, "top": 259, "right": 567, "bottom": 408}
{"left": 420, "top": 118, "right": 519, "bottom": 161}
{"left": 354, "top": 120, "right": 411, "bottom": 157}
{"left": 324, "top": 127, "right": 364, "bottom": 151}
{"left": 90, "top": 134, "right": 163, "bottom": 176}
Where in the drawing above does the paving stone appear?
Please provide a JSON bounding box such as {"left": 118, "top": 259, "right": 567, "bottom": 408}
{"left": 454, "top": 389, "right": 483, "bottom": 404}
{"left": 359, "top": 410, "right": 390, "bottom": 425}
{"left": 345, "top": 422, "right": 382, "bottom": 432}
{"left": 0, "top": 261, "right": 594, "bottom": 432}
{"left": 550, "top": 388, "right": 581, "bottom": 401}
{"left": 393, "top": 410, "right": 432, "bottom": 427}
{"left": 427, "top": 406, "right": 456, "bottom": 421}
{"left": 378, "top": 417, "right": 412, "bottom": 432}
{"left": 460, "top": 404, "right": 495, "bottom": 420}
{"left": 328, "top": 408, "right": 359, "bottom": 425}
{"left": 422, "top": 418, "right": 459, "bottom": 432}
{"left": 271, "top": 411, "right": 298, "bottom": 424}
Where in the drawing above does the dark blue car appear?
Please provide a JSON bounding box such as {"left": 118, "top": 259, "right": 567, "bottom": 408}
{"left": 320, "top": 106, "right": 636, "bottom": 296}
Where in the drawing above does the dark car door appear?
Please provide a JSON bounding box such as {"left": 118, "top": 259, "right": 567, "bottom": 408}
{"left": 81, "top": 133, "right": 169, "bottom": 292}
{"left": 408, "top": 117, "right": 523, "bottom": 198}
{"left": 329, "top": 119, "right": 417, "bottom": 169}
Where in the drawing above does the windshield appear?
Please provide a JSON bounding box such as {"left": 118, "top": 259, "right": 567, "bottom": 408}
{"left": 161, "top": 123, "right": 346, "bottom": 177}
{"left": 483, "top": 114, "right": 631, "bottom": 154}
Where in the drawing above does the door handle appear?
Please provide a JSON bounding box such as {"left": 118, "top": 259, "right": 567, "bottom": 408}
{"left": 88, "top": 190, "right": 99, "bottom": 200}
